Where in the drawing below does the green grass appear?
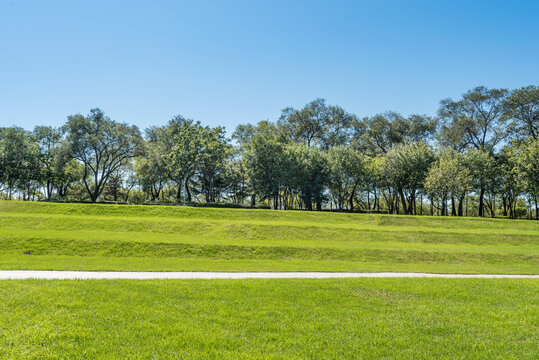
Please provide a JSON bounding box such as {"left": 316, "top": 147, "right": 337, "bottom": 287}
{"left": 0, "top": 202, "right": 537, "bottom": 359}
{"left": 0, "top": 201, "right": 537, "bottom": 273}
{"left": 0, "top": 279, "right": 536, "bottom": 359}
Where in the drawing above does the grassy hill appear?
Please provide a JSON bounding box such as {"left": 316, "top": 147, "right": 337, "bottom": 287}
{"left": 0, "top": 201, "right": 537, "bottom": 358}
{"left": 0, "top": 201, "right": 537, "bottom": 273}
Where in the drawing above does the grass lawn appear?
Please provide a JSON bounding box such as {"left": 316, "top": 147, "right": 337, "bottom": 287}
{"left": 0, "top": 201, "right": 537, "bottom": 273}
{"left": 0, "top": 202, "right": 537, "bottom": 359}
{"left": 0, "top": 278, "right": 536, "bottom": 359}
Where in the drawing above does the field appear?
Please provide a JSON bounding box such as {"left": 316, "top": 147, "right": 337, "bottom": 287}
{"left": 0, "top": 201, "right": 537, "bottom": 359}
{"left": 0, "top": 201, "right": 537, "bottom": 273}
{"left": 0, "top": 279, "right": 537, "bottom": 359}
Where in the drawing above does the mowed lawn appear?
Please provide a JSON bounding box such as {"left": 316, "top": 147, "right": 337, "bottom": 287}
{"left": 0, "top": 202, "right": 537, "bottom": 359}
{"left": 0, "top": 279, "right": 536, "bottom": 359}
{"left": 0, "top": 201, "right": 538, "bottom": 273}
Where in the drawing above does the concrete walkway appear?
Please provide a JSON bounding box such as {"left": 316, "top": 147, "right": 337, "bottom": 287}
{"left": 0, "top": 270, "right": 537, "bottom": 280}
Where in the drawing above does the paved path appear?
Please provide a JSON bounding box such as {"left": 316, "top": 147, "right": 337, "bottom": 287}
{"left": 0, "top": 271, "right": 537, "bottom": 280}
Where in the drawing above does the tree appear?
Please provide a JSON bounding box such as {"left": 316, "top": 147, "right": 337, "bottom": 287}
{"left": 232, "top": 121, "right": 283, "bottom": 206}
{"left": 197, "top": 126, "right": 231, "bottom": 203}
{"left": 326, "top": 146, "right": 365, "bottom": 211}
{"left": 135, "top": 128, "right": 170, "bottom": 202}
{"left": 497, "top": 146, "right": 520, "bottom": 218}
{"left": 438, "top": 86, "right": 509, "bottom": 151}
{"left": 504, "top": 85, "right": 538, "bottom": 140}
{"left": 33, "top": 126, "right": 65, "bottom": 199}
{"left": 245, "top": 134, "right": 286, "bottom": 209}
{"left": 463, "top": 148, "right": 497, "bottom": 217}
{"left": 362, "top": 156, "right": 383, "bottom": 212}
{"left": 166, "top": 117, "right": 207, "bottom": 204}
{"left": 424, "top": 149, "right": 470, "bottom": 216}
{"left": 64, "top": 109, "right": 142, "bottom": 202}
{"left": 286, "top": 145, "right": 328, "bottom": 211}
{"left": 278, "top": 98, "right": 355, "bottom": 149}
{"left": 0, "top": 127, "right": 40, "bottom": 200}
{"left": 353, "top": 112, "right": 404, "bottom": 154}
{"left": 53, "top": 155, "right": 83, "bottom": 199}
{"left": 222, "top": 155, "right": 251, "bottom": 205}
{"left": 352, "top": 112, "right": 436, "bottom": 155}
{"left": 103, "top": 164, "right": 137, "bottom": 202}
{"left": 405, "top": 114, "right": 439, "bottom": 143}
{"left": 510, "top": 138, "right": 539, "bottom": 219}
{"left": 381, "top": 141, "right": 435, "bottom": 214}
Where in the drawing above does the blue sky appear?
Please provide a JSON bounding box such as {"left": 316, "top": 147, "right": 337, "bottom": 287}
{"left": 1, "top": 0, "right": 538, "bottom": 133}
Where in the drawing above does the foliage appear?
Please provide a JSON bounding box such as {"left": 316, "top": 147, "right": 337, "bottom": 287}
{"left": 509, "top": 138, "right": 539, "bottom": 218}
{"left": 1, "top": 87, "right": 538, "bottom": 218}
{"left": 326, "top": 146, "right": 365, "bottom": 210}
{"left": 380, "top": 141, "right": 435, "bottom": 214}
{"left": 438, "top": 86, "right": 509, "bottom": 151}
{"left": 504, "top": 85, "right": 538, "bottom": 140}
{"left": 424, "top": 148, "right": 470, "bottom": 215}
{"left": 64, "top": 109, "right": 142, "bottom": 202}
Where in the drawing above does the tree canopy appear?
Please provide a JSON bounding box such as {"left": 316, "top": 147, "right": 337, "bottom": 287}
{"left": 1, "top": 85, "right": 538, "bottom": 219}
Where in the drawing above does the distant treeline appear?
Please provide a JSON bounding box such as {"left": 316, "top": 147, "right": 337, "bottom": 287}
{"left": 0, "top": 86, "right": 538, "bottom": 219}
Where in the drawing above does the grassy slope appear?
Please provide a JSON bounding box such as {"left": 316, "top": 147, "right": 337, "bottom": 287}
{"left": 0, "top": 279, "right": 537, "bottom": 359}
{"left": 0, "top": 201, "right": 537, "bottom": 273}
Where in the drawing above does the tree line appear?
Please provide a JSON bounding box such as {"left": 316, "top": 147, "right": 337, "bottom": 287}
{"left": 0, "top": 85, "right": 537, "bottom": 219}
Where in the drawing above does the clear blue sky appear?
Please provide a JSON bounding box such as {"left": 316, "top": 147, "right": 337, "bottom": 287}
{"left": 1, "top": 0, "right": 538, "bottom": 133}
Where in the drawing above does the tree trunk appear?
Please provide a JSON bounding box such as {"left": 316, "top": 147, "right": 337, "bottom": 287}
{"left": 479, "top": 187, "right": 485, "bottom": 217}
{"left": 398, "top": 188, "right": 408, "bottom": 215}
{"left": 375, "top": 188, "right": 379, "bottom": 212}
{"left": 251, "top": 194, "right": 256, "bottom": 207}
{"left": 534, "top": 195, "right": 539, "bottom": 220}
{"left": 185, "top": 178, "right": 191, "bottom": 203}
{"left": 176, "top": 182, "right": 182, "bottom": 202}
{"left": 349, "top": 183, "right": 357, "bottom": 212}
{"left": 305, "top": 197, "right": 313, "bottom": 211}
{"left": 441, "top": 195, "right": 446, "bottom": 216}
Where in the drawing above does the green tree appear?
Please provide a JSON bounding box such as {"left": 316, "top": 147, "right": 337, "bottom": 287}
{"left": 463, "top": 148, "right": 498, "bottom": 217}
{"left": 33, "top": 126, "right": 66, "bottom": 199}
{"left": 353, "top": 112, "right": 404, "bottom": 154}
{"left": 232, "top": 121, "right": 284, "bottom": 206}
{"left": 381, "top": 141, "right": 435, "bottom": 214}
{"left": 245, "top": 134, "right": 286, "bottom": 209}
{"left": 278, "top": 98, "right": 355, "bottom": 149}
{"left": 135, "top": 127, "right": 171, "bottom": 202}
{"left": 497, "top": 146, "right": 520, "bottom": 218}
{"left": 64, "top": 109, "right": 142, "bottom": 202}
{"left": 352, "top": 113, "right": 436, "bottom": 155}
{"left": 286, "top": 145, "right": 328, "bottom": 211}
{"left": 222, "top": 156, "right": 250, "bottom": 205}
{"left": 503, "top": 85, "right": 538, "bottom": 140}
{"left": 424, "top": 149, "right": 470, "bottom": 216}
{"left": 198, "top": 126, "right": 231, "bottom": 203}
{"left": 166, "top": 117, "right": 206, "bottom": 204}
{"left": 510, "top": 138, "right": 539, "bottom": 219}
{"left": 326, "top": 146, "right": 365, "bottom": 211}
{"left": 0, "top": 127, "right": 40, "bottom": 200}
{"left": 438, "top": 86, "right": 509, "bottom": 151}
